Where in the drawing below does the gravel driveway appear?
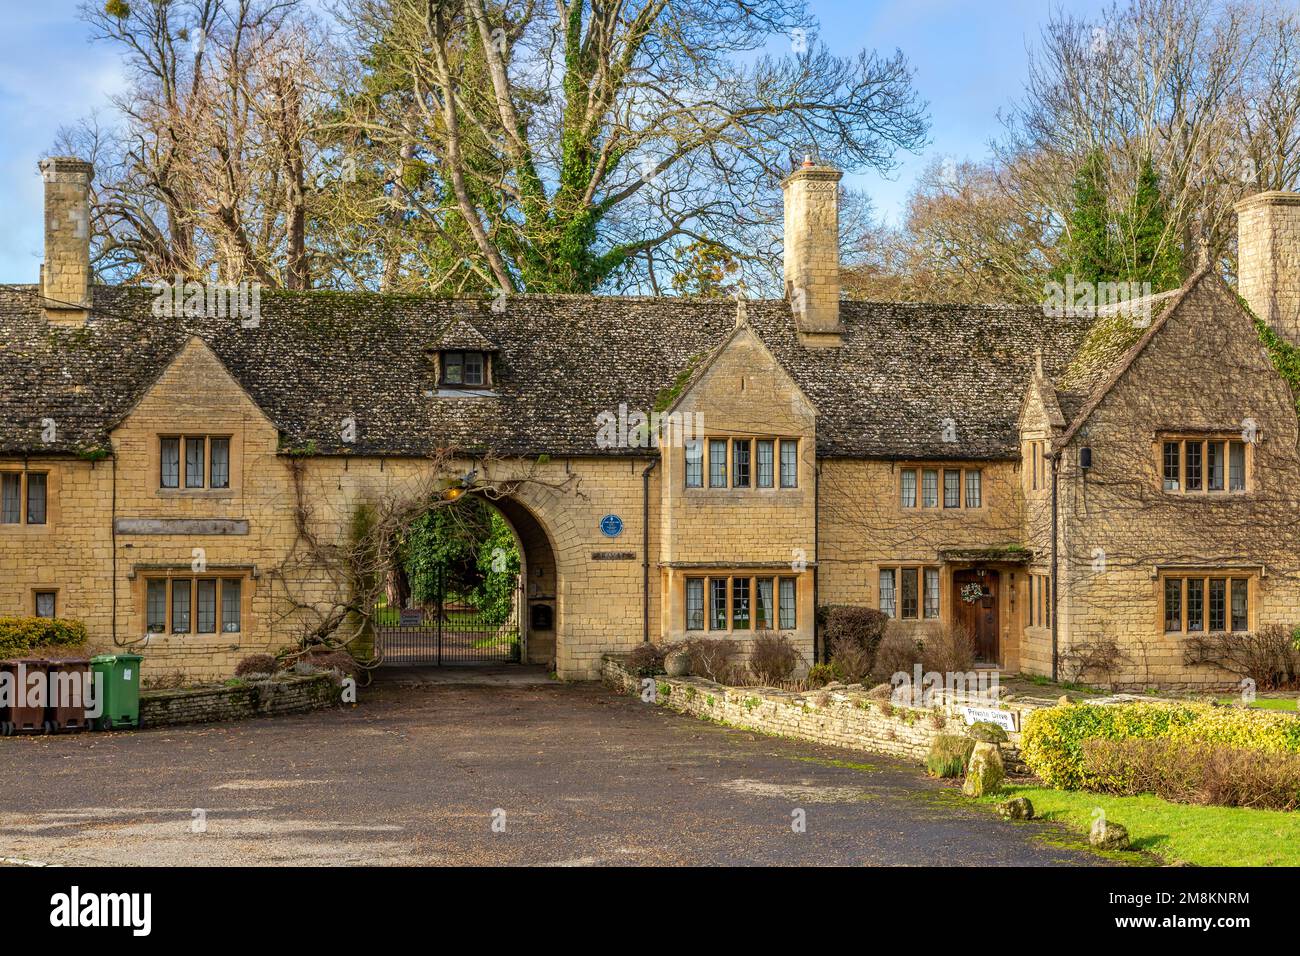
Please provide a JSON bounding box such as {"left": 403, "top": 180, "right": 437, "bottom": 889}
{"left": 0, "top": 675, "right": 1110, "bottom": 866}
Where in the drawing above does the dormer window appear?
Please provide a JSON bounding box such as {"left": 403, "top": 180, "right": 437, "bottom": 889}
{"left": 441, "top": 350, "right": 489, "bottom": 388}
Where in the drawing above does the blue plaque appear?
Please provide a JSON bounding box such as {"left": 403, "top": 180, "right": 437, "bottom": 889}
{"left": 600, "top": 514, "right": 624, "bottom": 538}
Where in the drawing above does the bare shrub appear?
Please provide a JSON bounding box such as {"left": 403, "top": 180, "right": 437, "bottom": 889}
{"left": 828, "top": 636, "right": 874, "bottom": 685}
{"left": 920, "top": 622, "right": 975, "bottom": 675}
{"left": 818, "top": 605, "right": 889, "bottom": 662}
{"left": 683, "top": 637, "right": 741, "bottom": 684}
{"left": 1083, "top": 737, "right": 1300, "bottom": 811}
{"left": 1063, "top": 636, "right": 1132, "bottom": 689}
{"left": 142, "top": 669, "right": 187, "bottom": 690}
{"left": 625, "top": 642, "right": 665, "bottom": 677}
{"left": 1183, "top": 625, "right": 1300, "bottom": 690}
{"left": 871, "top": 626, "right": 924, "bottom": 684}
{"left": 235, "top": 654, "right": 277, "bottom": 677}
{"left": 748, "top": 632, "right": 800, "bottom": 685}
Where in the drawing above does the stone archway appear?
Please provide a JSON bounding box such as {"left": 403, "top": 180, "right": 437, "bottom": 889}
{"left": 491, "top": 497, "right": 559, "bottom": 667}
{"left": 371, "top": 492, "right": 561, "bottom": 668}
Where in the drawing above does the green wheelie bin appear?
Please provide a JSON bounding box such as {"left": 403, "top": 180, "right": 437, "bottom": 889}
{"left": 90, "top": 653, "right": 143, "bottom": 730}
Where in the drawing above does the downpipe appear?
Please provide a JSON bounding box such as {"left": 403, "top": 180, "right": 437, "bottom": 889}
{"left": 642, "top": 457, "right": 658, "bottom": 643}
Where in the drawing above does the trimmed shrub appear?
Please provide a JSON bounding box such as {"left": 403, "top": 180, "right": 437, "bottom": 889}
{"left": 920, "top": 622, "right": 975, "bottom": 675}
{"left": 818, "top": 606, "right": 889, "bottom": 661}
{"left": 625, "top": 642, "right": 665, "bottom": 677}
{"left": 828, "top": 636, "right": 873, "bottom": 685}
{"left": 1082, "top": 737, "right": 1300, "bottom": 811}
{"left": 870, "top": 627, "right": 924, "bottom": 684}
{"left": 235, "top": 654, "right": 277, "bottom": 677}
{"left": 0, "top": 616, "right": 88, "bottom": 655}
{"left": 301, "top": 650, "right": 359, "bottom": 679}
{"left": 1022, "top": 700, "right": 1300, "bottom": 790}
{"left": 926, "top": 734, "right": 975, "bottom": 778}
{"left": 748, "top": 632, "right": 800, "bottom": 685}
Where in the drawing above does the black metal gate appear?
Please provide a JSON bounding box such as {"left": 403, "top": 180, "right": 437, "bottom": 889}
{"left": 375, "top": 567, "right": 523, "bottom": 665}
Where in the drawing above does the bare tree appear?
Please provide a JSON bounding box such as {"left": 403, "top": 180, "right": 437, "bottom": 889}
{"left": 63, "top": 0, "right": 328, "bottom": 285}
{"left": 844, "top": 156, "right": 1052, "bottom": 304}
{"left": 997, "top": 0, "right": 1300, "bottom": 275}
{"left": 321, "top": 0, "right": 929, "bottom": 294}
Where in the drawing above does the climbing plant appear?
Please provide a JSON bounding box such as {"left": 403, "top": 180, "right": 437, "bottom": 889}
{"left": 472, "top": 511, "right": 522, "bottom": 626}
{"left": 270, "top": 453, "right": 574, "bottom": 671}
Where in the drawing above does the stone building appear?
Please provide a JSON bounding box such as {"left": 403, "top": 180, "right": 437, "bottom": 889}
{"left": 2, "top": 156, "right": 1298, "bottom": 688}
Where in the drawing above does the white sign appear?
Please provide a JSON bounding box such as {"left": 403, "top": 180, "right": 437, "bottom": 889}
{"left": 961, "top": 706, "right": 1019, "bottom": 732}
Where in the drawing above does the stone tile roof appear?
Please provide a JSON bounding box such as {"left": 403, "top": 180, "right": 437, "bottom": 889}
{"left": 1052, "top": 272, "right": 1214, "bottom": 448}
{"left": 1054, "top": 288, "right": 1184, "bottom": 417}
{"left": 0, "top": 283, "right": 1093, "bottom": 460}
{"left": 428, "top": 311, "right": 498, "bottom": 351}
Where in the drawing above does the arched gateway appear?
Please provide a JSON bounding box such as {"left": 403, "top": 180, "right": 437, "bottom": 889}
{"left": 370, "top": 493, "right": 560, "bottom": 668}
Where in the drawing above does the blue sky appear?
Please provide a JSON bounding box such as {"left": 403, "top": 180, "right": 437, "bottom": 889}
{"left": 0, "top": 0, "right": 1108, "bottom": 282}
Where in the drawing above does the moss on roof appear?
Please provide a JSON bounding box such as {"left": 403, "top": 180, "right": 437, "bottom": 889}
{"left": 1056, "top": 311, "right": 1150, "bottom": 395}
{"left": 653, "top": 352, "right": 706, "bottom": 413}
{"left": 0, "top": 285, "right": 1094, "bottom": 459}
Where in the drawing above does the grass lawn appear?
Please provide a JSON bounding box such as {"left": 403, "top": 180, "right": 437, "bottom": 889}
{"left": 978, "top": 784, "right": 1300, "bottom": 866}
{"left": 471, "top": 632, "right": 519, "bottom": 649}
{"left": 372, "top": 606, "right": 490, "bottom": 628}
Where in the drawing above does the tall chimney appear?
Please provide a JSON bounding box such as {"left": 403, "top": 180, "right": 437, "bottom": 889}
{"left": 782, "top": 157, "right": 843, "bottom": 347}
{"left": 1236, "top": 190, "right": 1300, "bottom": 345}
{"left": 39, "top": 156, "right": 94, "bottom": 326}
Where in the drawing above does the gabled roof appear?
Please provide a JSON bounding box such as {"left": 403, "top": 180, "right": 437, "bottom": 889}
{"left": 107, "top": 334, "right": 284, "bottom": 434}
{"left": 1056, "top": 292, "right": 1181, "bottom": 394}
{"left": 661, "top": 310, "right": 814, "bottom": 421}
{"left": 428, "top": 311, "right": 498, "bottom": 352}
{"left": 1052, "top": 269, "right": 1213, "bottom": 449}
{"left": 0, "top": 283, "right": 1093, "bottom": 460}
{"left": 1019, "top": 359, "right": 1068, "bottom": 433}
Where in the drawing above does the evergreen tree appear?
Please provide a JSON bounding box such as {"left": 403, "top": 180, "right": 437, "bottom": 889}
{"left": 1121, "top": 156, "right": 1183, "bottom": 291}
{"left": 1054, "top": 149, "right": 1116, "bottom": 285}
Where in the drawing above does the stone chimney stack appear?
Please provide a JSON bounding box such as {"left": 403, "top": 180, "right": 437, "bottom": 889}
{"left": 39, "top": 156, "right": 94, "bottom": 326}
{"left": 782, "top": 157, "right": 843, "bottom": 347}
{"left": 1236, "top": 190, "right": 1300, "bottom": 345}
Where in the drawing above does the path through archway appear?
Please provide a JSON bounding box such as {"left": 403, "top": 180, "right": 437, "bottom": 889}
{"left": 374, "top": 493, "right": 558, "bottom": 668}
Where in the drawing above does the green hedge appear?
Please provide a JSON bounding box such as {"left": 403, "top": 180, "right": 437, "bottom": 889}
{"left": 0, "top": 616, "right": 88, "bottom": 656}
{"left": 1022, "top": 700, "right": 1300, "bottom": 790}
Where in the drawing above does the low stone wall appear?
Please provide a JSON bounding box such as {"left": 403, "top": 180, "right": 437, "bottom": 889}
{"left": 140, "top": 673, "right": 341, "bottom": 728}
{"left": 602, "top": 655, "right": 1034, "bottom": 773}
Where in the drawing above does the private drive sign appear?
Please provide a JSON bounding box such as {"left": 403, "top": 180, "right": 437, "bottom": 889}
{"left": 960, "top": 706, "right": 1019, "bottom": 732}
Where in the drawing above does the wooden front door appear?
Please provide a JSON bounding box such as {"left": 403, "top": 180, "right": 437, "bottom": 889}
{"left": 953, "top": 571, "right": 999, "bottom": 664}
